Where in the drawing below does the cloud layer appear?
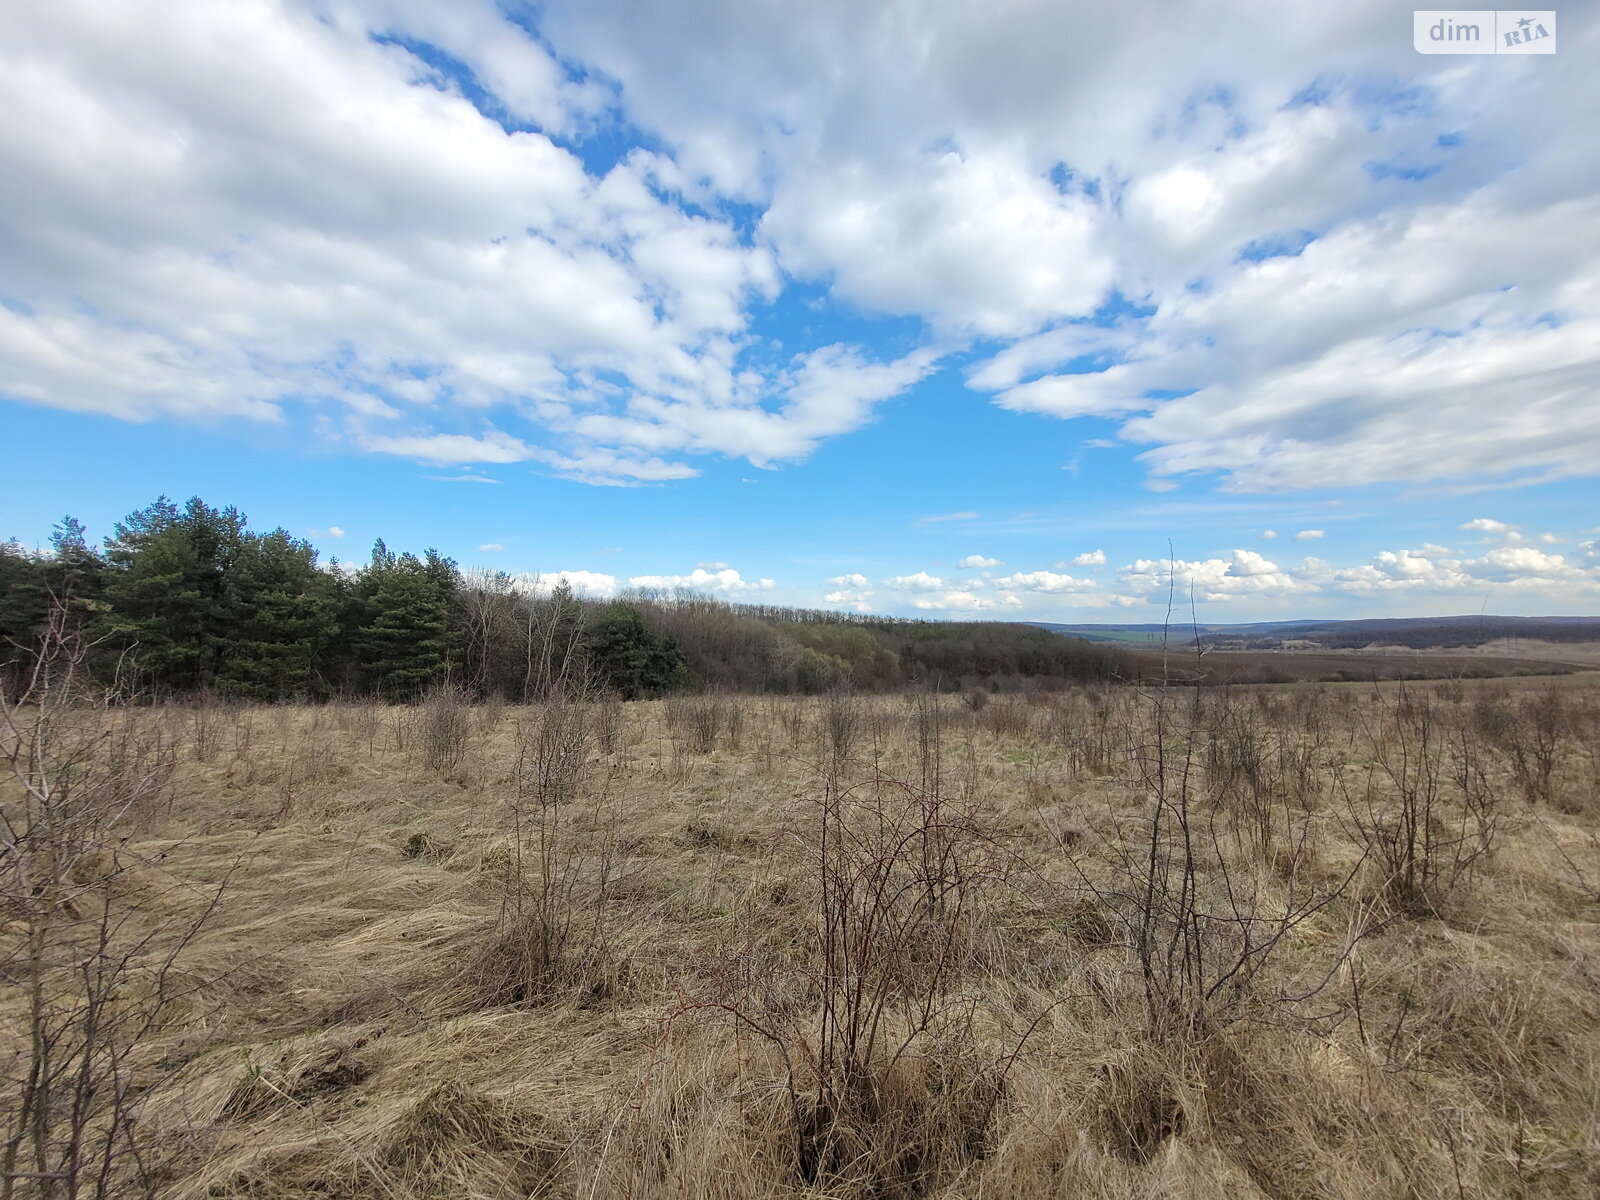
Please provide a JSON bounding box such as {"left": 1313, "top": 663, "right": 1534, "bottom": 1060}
{"left": 2, "top": 1, "right": 1597, "bottom": 492}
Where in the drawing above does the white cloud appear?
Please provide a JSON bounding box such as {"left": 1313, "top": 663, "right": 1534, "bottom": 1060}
{"left": 823, "top": 572, "right": 875, "bottom": 611}
{"left": 957, "top": 554, "right": 1001, "bottom": 568}
{"left": 1292, "top": 529, "right": 1324, "bottom": 541}
{"left": 1068, "top": 549, "right": 1106, "bottom": 567}
{"left": 6, "top": 0, "right": 1600, "bottom": 497}
{"left": 359, "top": 431, "right": 533, "bottom": 464}
{"left": 909, "top": 590, "right": 1022, "bottom": 612}
{"left": 697, "top": 560, "right": 729, "bottom": 569}
{"left": 1460, "top": 517, "right": 1515, "bottom": 533}
{"left": 628, "top": 566, "right": 775, "bottom": 593}
{"left": 883, "top": 571, "right": 946, "bottom": 592}
{"left": 763, "top": 149, "right": 1112, "bottom": 337}
{"left": 478, "top": 543, "right": 503, "bottom": 551}
{"left": 1119, "top": 549, "right": 1309, "bottom": 603}
{"left": 310, "top": 525, "right": 345, "bottom": 539}
{"left": 992, "top": 570, "right": 1097, "bottom": 594}
{"left": 915, "top": 511, "right": 980, "bottom": 525}
{"left": 1261, "top": 530, "right": 1278, "bottom": 540}
{"left": 514, "top": 569, "right": 620, "bottom": 598}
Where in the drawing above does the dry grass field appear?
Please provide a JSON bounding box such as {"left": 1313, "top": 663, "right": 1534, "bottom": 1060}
{"left": 6, "top": 672, "right": 1600, "bottom": 1199}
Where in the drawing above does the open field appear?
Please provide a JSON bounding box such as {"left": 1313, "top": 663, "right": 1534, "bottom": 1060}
{"left": 1168, "top": 648, "right": 1591, "bottom": 685}
{"left": 6, "top": 677, "right": 1600, "bottom": 1199}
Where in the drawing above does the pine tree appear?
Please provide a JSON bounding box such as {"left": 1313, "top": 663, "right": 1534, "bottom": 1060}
{"left": 44, "top": 516, "right": 105, "bottom": 606}
{"left": 584, "top": 602, "right": 688, "bottom": 698}
{"left": 353, "top": 542, "right": 458, "bottom": 698}
{"left": 0, "top": 539, "right": 48, "bottom": 655}
{"left": 99, "top": 497, "right": 248, "bottom": 691}
{"left": 216, "top": 529, "right": 342, "bottom": 700}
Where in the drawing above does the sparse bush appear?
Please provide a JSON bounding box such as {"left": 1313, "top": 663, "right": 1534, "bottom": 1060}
{"left": 0, "top": 610, "right": 210, "bottom": 1198}
{"left": 671, "top": 779, "right": 1013, "bottom": 1197}
{"left": 1344, "top": 685, "right": 1506, "bottom": 917}
{"left": 419, "top": 681, "right": 472, "bottom": 770}
{"left": 821, "top": 687, "right": 860, "bottom": 777}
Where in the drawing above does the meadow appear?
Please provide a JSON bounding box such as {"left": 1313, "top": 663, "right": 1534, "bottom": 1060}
{"left": 5, "top": 664, "right": 1600, "bottom": 1199}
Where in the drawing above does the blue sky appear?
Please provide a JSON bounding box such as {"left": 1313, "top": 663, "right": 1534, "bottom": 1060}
{"left": 2, "top": 1, "right": 1597, "bottom": 621}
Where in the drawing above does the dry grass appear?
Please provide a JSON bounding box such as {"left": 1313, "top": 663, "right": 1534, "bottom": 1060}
{"left": 5, "top": 678, "right": 1600, "bottom": 1198}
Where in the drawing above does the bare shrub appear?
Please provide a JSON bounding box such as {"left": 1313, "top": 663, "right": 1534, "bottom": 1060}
{"left": 419, "top": 682, "right": 472, "bottom": 771}
{"left": 1344, "top": 685, "right": 1506, "bottom": 917}
{"left": 469, "top": 689, "right": 610, "bottom": 1006}
{"left": 821, "top": 688, "right": 860, "bottom": 778}
{"left": 667, "top": 694, "right": 726, "bottom": 755}
{"left": 588, "top": 690, "right": 624, "bottom": 755}
{"left": 780, "top": 697, "right": 808, "bottom": 748}
{"left": 909, "top": 690, "right": 945, "bottom": 794}
{"left": 1, "top": 611, "right": 213, "bottom": 1198}
{"left": 978, "top": 693, "right": 1031, "bottom": 740}
{"left": 671, "top": 779, "right": 1014, "bottom": 1197}
{"left": 1100, "top": 689, "right": 1361, "bottom": 1042}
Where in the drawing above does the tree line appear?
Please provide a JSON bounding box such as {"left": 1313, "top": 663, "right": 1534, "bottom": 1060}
{"left": 1, "top": 496, "right": 1130, "bottom": 701}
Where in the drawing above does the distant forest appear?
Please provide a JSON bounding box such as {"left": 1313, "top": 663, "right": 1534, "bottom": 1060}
{"left": 0, "top": 496, "right": 1129, "bottom": 701}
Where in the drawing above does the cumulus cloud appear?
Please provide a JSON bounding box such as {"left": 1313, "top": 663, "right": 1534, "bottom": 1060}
{"left": 909, "top": 590, "right": 1022, "bottom": 612}
{"left": 883, "top": 571, "right": 946, "bottom": 593}
{"left": 1119, "top": 549, "right": 1309, "bottom": 603}
{"left": 823, "top": 572, "right": 875, "bottom": 611}
{"left": 0, "top": 0, "right": 935, "bottom": 484}
{"left": 992, "top": 570, "right": 1097, "bottom": 594}
{"left": 1460, "top": 518, "right": 1515, "bottom": 533}
{"left": 1067, "top": 549, "right": 1106, "bottom": 567}
{"left": 628, "top": 566, "right": 775, "bottom": 592}
{"left": 957, "top": 554, "right": 1001, "bottom": 568}
{"left": 515, "top": 569, "right": 620, "bottom": 598}
{"left": 1292, "top": 529, "right": 1324, "bottom": 541}
{"left": 6, "top": 1, "right": 1600, "bottom": 497}
{"left": 478, "top": 543, "right": 503, "bottom": 551}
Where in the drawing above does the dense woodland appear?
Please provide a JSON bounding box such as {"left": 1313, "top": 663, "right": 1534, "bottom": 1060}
{"left": 0, "top": 496, "right": 1129, "bottom": 700}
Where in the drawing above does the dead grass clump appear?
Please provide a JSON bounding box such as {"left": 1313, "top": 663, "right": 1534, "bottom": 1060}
{"left": 219, "top": 1028, "right": 380, "bottom": 1121}
{"left": 1093, "top": 1047, "right": 1186, "bottom": 1164}
{"left": 379, "top": 1081, "right": 563, "bottom": 1194}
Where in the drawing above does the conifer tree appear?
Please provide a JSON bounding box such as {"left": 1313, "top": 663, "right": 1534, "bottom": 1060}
{"left": 353, "top": 541, "right": 458, "bottom": 698}
{"left": 216, "top": 529, "right": 341, "bottom": 700}
{"left": 584, "top": 601, "right": 688, "bottom": 698}
{"left": 0, "top": 540, "right": 48, "bottom": 657}
{"left": 99, "top": 497, "right": 247, "bottom": 692}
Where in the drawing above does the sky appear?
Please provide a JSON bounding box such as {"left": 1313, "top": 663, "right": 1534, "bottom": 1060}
{"left": 2, "top": 0, "right": 1598, "bottom": 622}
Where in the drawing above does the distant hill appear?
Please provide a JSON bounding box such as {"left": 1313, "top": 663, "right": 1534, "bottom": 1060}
{"left": 1030, "top": 615, "right": 1600, "bottom": 650}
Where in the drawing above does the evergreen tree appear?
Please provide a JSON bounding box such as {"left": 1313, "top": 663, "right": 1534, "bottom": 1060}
{"left": 584, "top": 602, "right": 688, "bottom": 698}
{"left": 216, "top": 529, "right": 341, "bottom": 700}
{"left": 45, "top": 516, "right": 105, "bottom": 605}
{"left": 0, "top": 539, "right": 48, "bottom": 654}
{"left": 353, "top": 542, "right": 458, "bottom": 698}
{"left": 99, "top": 497, "right": 248, "bottom": 692}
